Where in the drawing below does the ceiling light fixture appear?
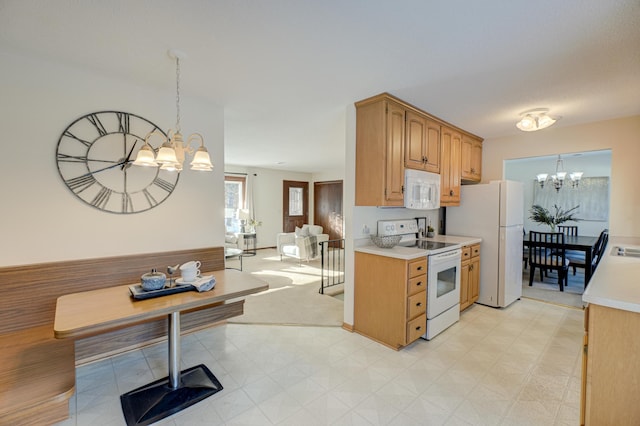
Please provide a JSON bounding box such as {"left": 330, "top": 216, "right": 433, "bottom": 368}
{"left": 516, "top": 108, "right": 558, "bottom": 132}
{"left": 536, "top": 154, "right": 582, "bottom": 192}
{"left": 133, "top": 49, "right": 213, "bottom": 172}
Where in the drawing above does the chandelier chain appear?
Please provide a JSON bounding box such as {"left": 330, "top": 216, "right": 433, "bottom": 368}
{"left": 175, "top": 56, "right": 181, "bottom": 133}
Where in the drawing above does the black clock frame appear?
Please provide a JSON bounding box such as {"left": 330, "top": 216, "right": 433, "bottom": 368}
{"left": 56, "top": 111, "right": 179, "bottom": 214}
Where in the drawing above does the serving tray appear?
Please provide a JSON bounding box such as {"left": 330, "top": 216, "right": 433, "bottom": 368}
{"left": 129, "top": 283, "right": 194, "bottom": 300}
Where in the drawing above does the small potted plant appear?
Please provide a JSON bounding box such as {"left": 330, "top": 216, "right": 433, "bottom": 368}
{"left": 426, "top": 225, "right": 435, "bottom": 238}
{"left": 529, "top": 204, "right": 580, "bottom": 232}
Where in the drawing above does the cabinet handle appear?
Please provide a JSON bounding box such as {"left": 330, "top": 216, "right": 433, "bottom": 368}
{"left": 450, "top": 190, "right": 454, "bottom": 196}
{"left": 415, "top": 326, "right": 422, "bottom": 331}
{"left": 416, "top": 302, "right": 422, "bottom": 307}
{"left": 416, "top": 281, "right": 423, "bottom": 286}
{"left": 417, "top": 266, "right": 423, "bottom": 271}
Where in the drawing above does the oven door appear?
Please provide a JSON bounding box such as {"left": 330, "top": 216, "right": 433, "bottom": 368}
{"left": 427, "top": 249, "right": 461, "bottom": 319}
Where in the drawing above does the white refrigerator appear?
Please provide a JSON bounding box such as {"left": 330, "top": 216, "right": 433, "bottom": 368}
{"left": 446, "top": 180, "right": 524, "bottom": 308}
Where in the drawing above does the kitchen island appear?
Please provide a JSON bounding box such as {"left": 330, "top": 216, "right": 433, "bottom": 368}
{"left": 581, "top": 236, "right": 640, "bottom": 425}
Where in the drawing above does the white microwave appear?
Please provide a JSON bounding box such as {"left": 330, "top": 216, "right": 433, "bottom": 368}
{"left": 404, "top": 169, "right": 441, "bottom": 210}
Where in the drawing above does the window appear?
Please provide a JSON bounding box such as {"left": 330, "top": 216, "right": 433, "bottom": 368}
{"left": 533, "top": 176, "right": 609, "bottom": 221}
{"left": 225, "top": 175, "right": 245, "bottom": 232}
{"left": 289, "top": 187, "right": 303, "bottom": 216}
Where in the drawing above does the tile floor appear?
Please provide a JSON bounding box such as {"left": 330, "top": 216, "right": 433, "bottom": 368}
{"left": 56, "top": 298, "right": 584, "bottom": 425}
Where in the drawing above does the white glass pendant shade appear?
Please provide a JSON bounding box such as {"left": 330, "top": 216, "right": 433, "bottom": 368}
{"left": 536, "top": 173, "right": 548, "bottom": 183}
{"left": 155, "top": 142, "right": 179, "bottom": 165}
{"left": 556, "top": 171, "right": 567, "bottom": 181}
{"left": 132, "top": 144, "right": 158, "bottom": 167}
{"left": 190, "top": 146, "right": 214, "bottom": 170}
{"left": 160, "top": 162, "right": 181, "bottom": 172}
{"left": 570, "top": 172, "right": 583, "bottom": 181}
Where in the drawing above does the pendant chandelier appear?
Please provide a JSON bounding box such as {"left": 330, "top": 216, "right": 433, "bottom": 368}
{"left": 133, "top": 49, "right": 213, "bottom": 172}
{"left": 536, "top": 154, "right": 583, "bottom": 192}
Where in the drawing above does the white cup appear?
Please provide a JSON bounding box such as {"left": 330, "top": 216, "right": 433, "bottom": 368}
{"left": 181, "top": 268, "right": 200, "bottom": 283}
{"left": 180, "top": 260, "right": 201, "bottom": 270}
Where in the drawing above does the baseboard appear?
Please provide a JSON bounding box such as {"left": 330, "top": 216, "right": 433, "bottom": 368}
{"left": 342, "top": 322, "right": 354, "bottom": 332}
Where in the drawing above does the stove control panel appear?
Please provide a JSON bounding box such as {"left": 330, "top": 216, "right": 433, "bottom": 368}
{"left": 377, "top": 219, "right": 419, "bottom": 237}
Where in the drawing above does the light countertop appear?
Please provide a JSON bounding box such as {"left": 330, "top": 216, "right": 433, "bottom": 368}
{"left": 354, "top": 234, "right": 482, "bottom": 260}
{"left": 582, "top": 236, "right": 640, "bottom": 313}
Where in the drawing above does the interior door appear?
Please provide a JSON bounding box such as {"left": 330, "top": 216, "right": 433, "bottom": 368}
{"left": 314, "top": 180, "right": 343, "bottom": 241}
{"left": 283, "top": 180, "right": 308, "bottom": 232}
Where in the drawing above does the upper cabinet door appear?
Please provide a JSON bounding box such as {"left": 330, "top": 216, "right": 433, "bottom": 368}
{"left": 405, "top": 112, "right": 441, "bottom": 173}
{"left": 405, "top": 111, "right": 428, "bottom": 170}
{"left": 424, "top": 118, "right": 441, "bottom": 173}
{"left": 385, "top": 101, "right": 406, "bottom": 204}
{"left": 461, "top": 134, "right": 482, "bottom": 182}
{"left": 440, "top": 126, "right": 461, "bottom": 206}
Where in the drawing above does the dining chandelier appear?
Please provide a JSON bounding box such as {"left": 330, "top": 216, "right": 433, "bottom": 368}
{"left": 536, "top": 154, "right": 583, "bottom": 192}
{"left": 133, "top": 49, "right": 213, "bottom": 172}
{"left": 516, "top": 108, "right": 558, "bottom": 132}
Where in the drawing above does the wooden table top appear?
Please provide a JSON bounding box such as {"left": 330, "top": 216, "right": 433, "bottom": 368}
{"left": 54, "top": 269, "right": 268, "bottom": 339}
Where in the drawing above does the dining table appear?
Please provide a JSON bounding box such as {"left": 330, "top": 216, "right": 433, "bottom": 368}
{"left": 54, "top": 269, "right": 268, "bottom": 426}
{"left": 524, "top": 234, "right": 600, "bottom": 286}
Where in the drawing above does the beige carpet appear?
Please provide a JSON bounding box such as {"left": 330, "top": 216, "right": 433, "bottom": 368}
{"left": 227, "top": 249, "right": 344, "bottom": 326}
{"left": 521, "top": 265, "right": 586, "bottom": 309}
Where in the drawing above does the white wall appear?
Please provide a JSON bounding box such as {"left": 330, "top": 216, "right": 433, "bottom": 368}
{"left": 224, "top": 165, "right": 313, "bottom": 248}
{"left": 0, "top": 50, "right": 225, "bottom": 266}
{"left": 484, "top": 116, "right": 640, "bottom": 237}
{"left": 504, "top": 150, "right": 612, "bottom": 236}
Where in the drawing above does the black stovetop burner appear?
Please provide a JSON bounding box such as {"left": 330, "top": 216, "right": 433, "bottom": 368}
{"left": 398, "top": 240, "right": 453, "bottom": 250}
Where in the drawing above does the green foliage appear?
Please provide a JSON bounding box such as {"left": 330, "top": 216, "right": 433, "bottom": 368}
{"left": 529, "top": 204, "right": 580, "bottom": 230}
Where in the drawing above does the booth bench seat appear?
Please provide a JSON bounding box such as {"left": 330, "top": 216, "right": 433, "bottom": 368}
{"left": 0, "top": 246, "right": 225, "bottom": 425}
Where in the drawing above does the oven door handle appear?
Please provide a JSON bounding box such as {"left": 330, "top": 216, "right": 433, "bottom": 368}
{"left": 430, "top": 249, "right": 462, "bottom": 261}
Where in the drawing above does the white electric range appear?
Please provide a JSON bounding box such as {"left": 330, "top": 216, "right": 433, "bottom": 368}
{"left": 377, "top": 219, "right": 462, "bottom": 340}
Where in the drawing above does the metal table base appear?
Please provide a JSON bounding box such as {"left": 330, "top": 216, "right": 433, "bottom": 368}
{"left": 120, "top": 312, "right": 223, "bottom": 426}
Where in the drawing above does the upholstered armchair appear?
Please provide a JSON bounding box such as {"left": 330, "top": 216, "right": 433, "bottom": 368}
{"left": 276, "top": 224, "right": 329, "bottom": 263}
{"left": 224, "top": 232, "right": 245, "bottom": 250}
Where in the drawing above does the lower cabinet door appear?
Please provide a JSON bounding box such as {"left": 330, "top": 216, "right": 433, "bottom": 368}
{"left": 407, "top": 313, "right": 427, "bottom": 343}
{"left": 407, "top": 291, "right": 427, "bottom": 320}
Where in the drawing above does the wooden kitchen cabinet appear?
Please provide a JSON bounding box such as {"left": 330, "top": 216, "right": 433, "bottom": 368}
{"left": 461, "top": 134, "right": 482, "bottom": 182}
{"left": 460, "top": 244, "right": 480, "bottom": 311}
{"left": 440, "top": 126, "right": 461, "bottom": 206}
{"left": 355, "top": 96, "right": 405, "bottom": 206}
{"left": 405, "top": 110, "right": 440, "bottom": 173}
{"left": 354, "top": 253, "right": 427, "bottom": 349}
{"left": 355, "top": 93, "right": 482, "bottom": 207}
{"left": 581, "top": 303, "right": 640, "bottom": 425}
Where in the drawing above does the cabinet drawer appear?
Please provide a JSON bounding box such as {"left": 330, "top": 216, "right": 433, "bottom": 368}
{"left": 407, "top": 313, "right": 427, "bottom": 344}
{"left": 407, "top": 275, "right": 427, "bottom": 295}
{"left": 407, "top": 291, "right": 427, "bottom": 319}
{"left": 461, "top": 246, "right": 471, "bottom": 260}
{"left": 471, "top": 244, "right": 480, "bottom": 257}
{"left": 408, "top": 258, "right": 427, "bottom": 278}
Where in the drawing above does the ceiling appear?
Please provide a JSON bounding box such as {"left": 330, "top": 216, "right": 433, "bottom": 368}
{"left": 1, "top": 1, "right": 639, "bottom": 173}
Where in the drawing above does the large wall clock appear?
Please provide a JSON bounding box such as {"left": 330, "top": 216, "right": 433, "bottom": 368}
{"left": 56, "top": 111, "right": 179, "bottom": 214}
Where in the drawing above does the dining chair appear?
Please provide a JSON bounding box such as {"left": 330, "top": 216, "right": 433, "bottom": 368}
{"left": 567, "top": 229, "right": 609, "bottom": 281}
{"left": 528, "top": 231, "right": 570, "bottom": 291}
{"left": 522, "top": 229, "right": 529, "bottom": 270}
{"left": 557, "top": 225, "right": 578, "bottom": 236}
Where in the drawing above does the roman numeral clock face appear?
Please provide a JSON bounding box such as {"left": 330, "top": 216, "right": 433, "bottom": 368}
{"left": 56, "top": 111, "right": 179, "bottom": 214}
